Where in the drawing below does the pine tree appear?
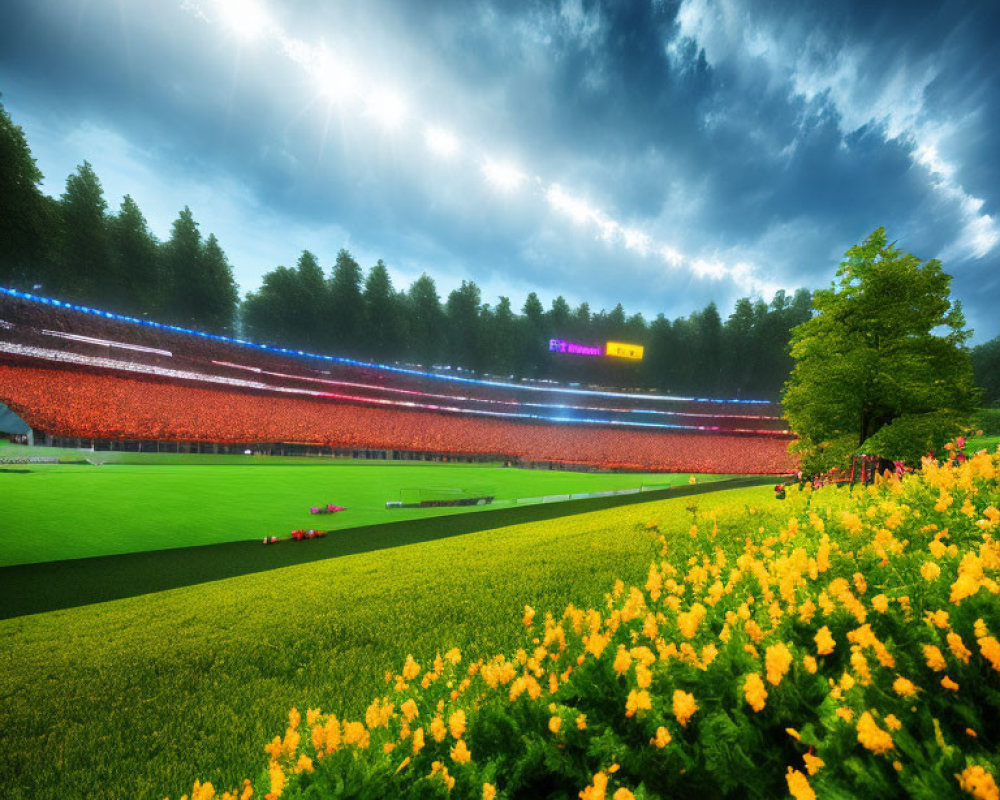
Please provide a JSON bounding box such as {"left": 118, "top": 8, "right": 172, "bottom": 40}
{"left": 55, "top": 161, "right": 109, "bottom": 302}
{"left": 0, "top": 98, "right": 49, "bottom": 288}
{"left": 107, "top": 194, "right": 160, "bottom": 315}
{"left": 328, "top": 249, "right": 363, "bottom": 353}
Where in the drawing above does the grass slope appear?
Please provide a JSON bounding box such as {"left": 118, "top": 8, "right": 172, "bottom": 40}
{"left": 0, "top": 485, "right": 781, "bottom": 800}
{"left": 0, "top": 461, "right": 716, "bottom": 566}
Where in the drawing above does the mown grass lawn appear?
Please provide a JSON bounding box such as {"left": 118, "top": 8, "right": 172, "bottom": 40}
{"left": 0, "top": 460, "right": 720, "bottom": 566}
{"left": 0, "top": 485, "right": 786, "bottom": 800}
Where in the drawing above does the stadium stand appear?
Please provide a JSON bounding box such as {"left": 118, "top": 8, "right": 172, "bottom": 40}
{"left": 0, "top": 289, "right": 796, "bottom": 473}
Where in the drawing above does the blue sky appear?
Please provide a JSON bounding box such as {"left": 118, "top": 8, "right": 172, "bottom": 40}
{"left": 2, "top": 0, "right": 998, "bottom": 339}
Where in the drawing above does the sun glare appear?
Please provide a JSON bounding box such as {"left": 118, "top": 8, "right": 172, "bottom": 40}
{"left": 213, "top": 0, "right": 270, "bottom": 42}
{"left": 424, "top": 125, "right": 460, "bottom": 158}
{"left": 314, "top": 55, "right": 359, "bottom": 104}
{"left": 364, "top": 90, "right": 408, "bottom": 130}
{"left": 546, "top": 184, "right": 598, "bottom": 225}
{"left": 482, "top": 159, "right": 526, "bottom": 192}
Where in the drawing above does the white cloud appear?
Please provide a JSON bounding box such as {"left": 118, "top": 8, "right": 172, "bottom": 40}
{"left": 670, "top": 0, "right": 999, "bottom": 261}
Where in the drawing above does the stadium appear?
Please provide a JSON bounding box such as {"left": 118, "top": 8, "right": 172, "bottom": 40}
{"left": 4, "top": 2, "right": 1000, "bottom": 799}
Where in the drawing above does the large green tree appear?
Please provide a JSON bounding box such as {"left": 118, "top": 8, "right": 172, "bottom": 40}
{"left": 783, "top": 228, "right": 977, "bottom": 471}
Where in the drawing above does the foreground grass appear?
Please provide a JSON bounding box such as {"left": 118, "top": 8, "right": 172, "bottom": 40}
{"left": 0, "top": 485, "right": 781, "bottom": 800}
{"left": 0, "top": 462, "right": 715, "bottom": 566}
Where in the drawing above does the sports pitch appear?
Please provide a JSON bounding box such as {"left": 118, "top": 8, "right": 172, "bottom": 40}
{"left": 0, "top": 449, "right": 729, "bottom": 566}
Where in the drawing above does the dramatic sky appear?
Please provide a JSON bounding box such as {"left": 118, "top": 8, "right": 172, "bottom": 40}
{"left": 2, "top": 0, "right": 999, "bottom": 339}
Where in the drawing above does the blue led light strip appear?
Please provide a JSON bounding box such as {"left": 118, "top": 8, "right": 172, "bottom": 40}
{"left": 0, "top": 286, "right": 773, "bottom": 405}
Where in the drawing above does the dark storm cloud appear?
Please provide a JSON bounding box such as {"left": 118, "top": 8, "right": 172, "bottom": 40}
{"left": 1, "top": 0, "right": 998, "bottom": 337}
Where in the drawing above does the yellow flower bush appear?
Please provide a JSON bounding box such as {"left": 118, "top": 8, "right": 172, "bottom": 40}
{"left": 170, "top": 448, "right": 1000, "bottom": 800}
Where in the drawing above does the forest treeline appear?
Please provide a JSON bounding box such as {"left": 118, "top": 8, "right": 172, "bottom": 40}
{"left": 2, "top": 99, "right": 997, "bottom": 401}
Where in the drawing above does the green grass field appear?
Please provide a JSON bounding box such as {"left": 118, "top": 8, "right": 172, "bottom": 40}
{"left": 0, "top": 458, "right": 722, "bottom": 566}
{"left": 0, "top": 484, "right": 786, "bottom": 800}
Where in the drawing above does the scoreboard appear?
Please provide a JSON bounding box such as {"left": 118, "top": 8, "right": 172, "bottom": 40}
{"left": 549, "top": 338, "right": 644, "bottom": 361}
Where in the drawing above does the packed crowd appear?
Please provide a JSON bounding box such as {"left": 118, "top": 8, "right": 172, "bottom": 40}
{"left": 0, "top": 365, "right": 796, "bottom": 473}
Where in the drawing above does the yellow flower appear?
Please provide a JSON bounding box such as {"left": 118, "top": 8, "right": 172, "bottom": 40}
{"left": 941, "top": 675, "right": 960, "bottom": 691}
{"left": 613, "top": 646, "right": 632, "bottom": 675}
{"left": 523, "top": 605, "right": 536, "bottom": 626}
{"left": 765, "top": 642, "right": 793, "bottom": 686}
{"left": 803, "top": 752, "right": 825, "bottom": 775}
{"left": 840, "top": 511, "right": 863, "bottom": 535}
{"left": 294, "top": 755, "right": 313, "bottom": 774}
{"left": 401, "top": 699, "right": 419, "bottom": 722}
{"left": 677, "top": 603, "right": 707, "bottom": 639}
{"left": 613, "top": 790, "right": 636, "bottom": 800}
{"left": 815, "top": 626, "right": 836, "bottom": 656}
{"left": 306, "top": 708, "right": 321, "bottom": 726}
{"left": 924, "top": 644, "right": 947, "bottom": 671}
{"left": 925, "top": 609, "right": 950, "bottom": 629}
{"left": 786, "top": 767, "right": 816, "bottom": 800}
{"left": 394, "top": 756, "right": 411, "bottom": 774}
{"left": 402, "top": 655, "right": 421, "bottom": 681}
{"left": 743, "top": 673, "right": 767, "bottom": 712}
{"left": 483, "top": 784, "right": 497, "bottom": 800}
{"left": 411, "top": 726, "right": 425, "bottom": 754}
{"left": 450, "top": 739, "right": 471, "bottom": 764}
{"left": 955, "top": 765, "right": 1000, "bottom": 800}
{"left": 580, "top": 772, "right": 609, "bottom": 800}
{"left": 449, "top": 709, "right": 466, "bottom": 740}
{"left": 871, "top": 594, "right": 889, "bottom": 613}
{"left": 429, "top": 761, "right": 455, "bottom": 791}
{"left": 979, "top": 636, "right": 1000, "bottom": 672}
{"left": 803, "top": 655, "right": 818, "bottom": 674}
{"left": 892, "top": 676, "right": 919, "bottom": 697}
{"left": 651, "top": 726, "right": 671, "bottom": 748}
{"left": 430, "top": 716, "right": 447, "bottom": 743}
{"left": 586, "top": 632, "right": 609, "bottom": 659}
{"left": 921, "top": 562, "right": 942, "bottom": 581}
{"left": 856, "top": 711, "right": 894, "bottom": 754}
{"left": 576, "top": 713, "right": 587, "bottom": 730}
{"left": 835, "top": 707, "right": 854, "bottom": 723}
{"left": 625, "top": 689, "right": 651, "bottom": 718}
{"left": 884, "top": 714, "right": 902, "bottom": 731}
{"left": 947, "top": 632, "right": 972, "bottom": 664}
{"left": 549, "top": 715, "right": 562, "bottom": 735}
{"left": 268, "top": 762, "right": 285, "bottom": 799}
{"left": 672, "top": 689, "right": 698, "bottom": 727}
{"left": 288, "top": 708, "right": 301, "bottom": 730}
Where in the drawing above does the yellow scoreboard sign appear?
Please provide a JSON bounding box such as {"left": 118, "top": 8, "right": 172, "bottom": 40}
{"left": 605, "top": 341, "right": 644, "bottom": 360}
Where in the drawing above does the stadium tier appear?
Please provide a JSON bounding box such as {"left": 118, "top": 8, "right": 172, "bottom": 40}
{"left": 0, "top": 289, "right": 796, "bottom": 473}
